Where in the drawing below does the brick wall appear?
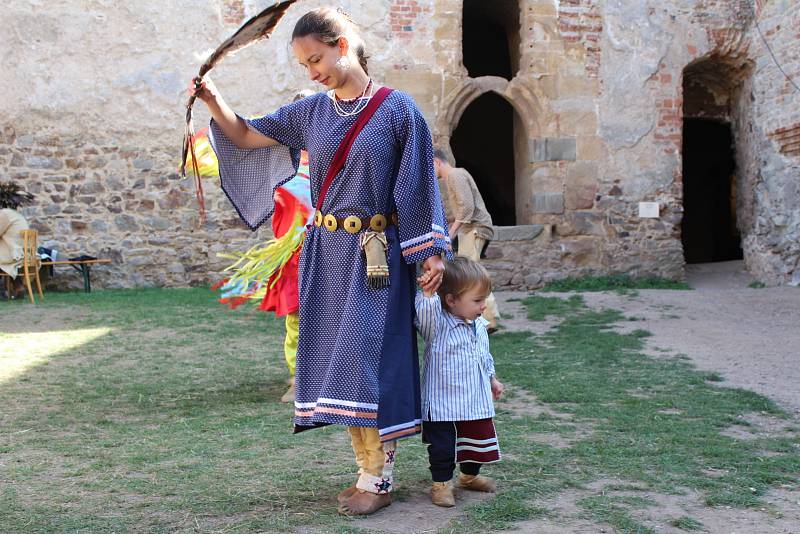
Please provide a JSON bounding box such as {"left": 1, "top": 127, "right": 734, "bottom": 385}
{"left": 556, "top": 0, "right": 602, "bottom": 77}
{"left": 389, "top": 0, "right": 431, "bottom": 39}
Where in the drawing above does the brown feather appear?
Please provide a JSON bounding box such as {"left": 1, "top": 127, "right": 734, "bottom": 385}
{"left": 180, "top": 0, "right": 299, "bottom": 222}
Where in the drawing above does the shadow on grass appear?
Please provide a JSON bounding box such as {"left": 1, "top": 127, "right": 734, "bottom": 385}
{"left": 0, "top": 288, "right": 373, "bottom": 533}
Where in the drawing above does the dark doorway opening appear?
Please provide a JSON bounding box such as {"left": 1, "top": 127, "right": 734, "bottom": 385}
{"left": 462, "top": 0, "right": 519, "bottom": 79}
{"left": 682, "top": 118, "right": 742, "bottom": 263}
{"left": 450, "top": 92, "right": 516, "bottom": 226}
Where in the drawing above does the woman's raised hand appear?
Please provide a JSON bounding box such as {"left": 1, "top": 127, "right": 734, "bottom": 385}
{"left": 188, "top": 76, "right": 219, "bottom": 104}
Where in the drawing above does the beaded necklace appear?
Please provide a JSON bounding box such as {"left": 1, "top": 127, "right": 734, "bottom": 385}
{"left": 328, "top": 78, "right": 374, "bottom": 117}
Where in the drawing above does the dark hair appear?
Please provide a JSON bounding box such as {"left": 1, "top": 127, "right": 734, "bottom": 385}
{"left": 438, "top": 256, "right": 492, "bottom": 310}
{"left": 433, "top": 148, "right": 451, "bottom": 165}
{"left": 0, "top": 181, "right": 34, "bottom": 210}
{"left": 291, "top": 7, "right": 369, "bottom": 75}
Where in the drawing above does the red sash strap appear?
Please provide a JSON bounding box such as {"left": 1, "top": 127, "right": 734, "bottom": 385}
{"left": 316, "top": 86, "right": 393, "bottom": 211}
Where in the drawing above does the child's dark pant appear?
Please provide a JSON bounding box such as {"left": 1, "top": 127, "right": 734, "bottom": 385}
{"left": 422, "top": 420, "right": 481, "bottom": 482}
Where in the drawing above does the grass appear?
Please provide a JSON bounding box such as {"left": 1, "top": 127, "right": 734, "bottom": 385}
{"left": 540, "top": 274, "right": 692, "bottom": 293}
{"left": 1, "top": 288, "right": 798, "bottom": 533}
{"left": 669, "top": 516, "right": 706, "bottom": 530}
{"left": 487, "top": 294, "right": 799, "bottom": 531}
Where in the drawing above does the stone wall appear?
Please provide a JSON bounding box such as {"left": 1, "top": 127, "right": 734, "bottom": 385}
{"left": 739, "top": 0, "right": 800, "bottom": 285}
{"left": 2, "top": 0, "right": 798, "bottom": 290}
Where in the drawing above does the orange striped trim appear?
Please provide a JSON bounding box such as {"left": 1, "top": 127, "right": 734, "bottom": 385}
{"left": 381, "top": 425, "right": 421, "bottom": 441}
{"left": 401, "top": 233, "right": 450, "bottom": 257}
{"left": 295, "top": 407, "right": 378, "bottom": 419}
{"left": 402, "top": 241, "right": 435, "bottom": 256}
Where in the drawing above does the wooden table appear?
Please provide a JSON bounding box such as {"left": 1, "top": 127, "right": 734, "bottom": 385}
{"left": 39, "top": 259, "right": 112, "bottom": 293}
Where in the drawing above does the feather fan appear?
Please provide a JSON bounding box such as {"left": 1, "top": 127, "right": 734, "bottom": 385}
{"left": 180, "top": 0, "right": 298, "bottom": 221}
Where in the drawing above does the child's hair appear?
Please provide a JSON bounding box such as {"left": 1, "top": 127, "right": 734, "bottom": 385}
{"left": 438, "top": 256, "right": 492, "bottom": 310}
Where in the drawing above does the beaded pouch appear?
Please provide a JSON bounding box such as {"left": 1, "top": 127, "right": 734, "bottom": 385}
{"left": 360, "top": 231, "right": 390, "bottom": 289}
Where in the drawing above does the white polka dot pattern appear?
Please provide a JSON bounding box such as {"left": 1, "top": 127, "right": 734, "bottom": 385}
{"left": 211, "top": 90, "right": 451, "bottom": 440}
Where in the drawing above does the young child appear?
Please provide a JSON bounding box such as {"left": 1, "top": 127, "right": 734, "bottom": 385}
{"left": 415, "top": 256, "right": 504, "bottom": 507}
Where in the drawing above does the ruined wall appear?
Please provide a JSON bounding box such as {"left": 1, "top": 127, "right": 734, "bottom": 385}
{"left": 2, "top": 0, "right": 798, "bottom": 290}
{"left": 739, "top": 0, "right": 800, "bottom": 285}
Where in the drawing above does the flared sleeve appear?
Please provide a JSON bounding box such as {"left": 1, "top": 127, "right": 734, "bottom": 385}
{"left": 391, "top": 93, "right": 452, "bottom": 264}
{"left": 209, "top": 97, "right": 313, "bottom": 231}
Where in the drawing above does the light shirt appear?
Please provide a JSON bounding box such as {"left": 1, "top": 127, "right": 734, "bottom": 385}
{"left": 415, "top": 292, "right": 496, "bottom": 422}
{"left": 0, "top": 208, "right": 29, "bottom": 277}
{"left": 441, "top": 168, "right": 494, "bottom": 240}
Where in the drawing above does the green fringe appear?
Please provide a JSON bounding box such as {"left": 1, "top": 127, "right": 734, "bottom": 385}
{"left": 218, "top": 212, "right": 306, "bottom": 301}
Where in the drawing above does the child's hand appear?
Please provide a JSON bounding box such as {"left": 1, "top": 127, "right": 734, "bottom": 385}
{"left": 490, "top": 377, "right": 504, "bottom": 400}
{"left": 418, "top": 255, "right": 444, "bottom": 296}
{"left": 416, "top": 271, "right": 435, "bottom": 297}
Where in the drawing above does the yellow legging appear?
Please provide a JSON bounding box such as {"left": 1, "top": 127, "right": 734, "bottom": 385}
{"left": 348, "top": 427, "right": 396, "bottom": 494}
{"left": 283, "top": 312, "right": 299, "bottom": 376}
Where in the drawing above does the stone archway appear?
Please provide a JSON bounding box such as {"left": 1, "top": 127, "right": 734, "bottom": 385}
{"left": 681, "top": 54, "right": 753, "bottom": 264}
{"left": 435, "top": 76, "right": 542, "bottom": 225}
{"left": 450, "top": 92, "right": 517, "bottom": 225}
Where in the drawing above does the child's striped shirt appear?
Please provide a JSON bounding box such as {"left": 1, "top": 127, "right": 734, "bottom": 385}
{"left": 414, "top": 292, "right": 496, "bottom": 422}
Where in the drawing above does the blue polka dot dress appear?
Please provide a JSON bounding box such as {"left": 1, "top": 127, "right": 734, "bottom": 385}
{"left": 210, "top": 89, "right": 451, "bottom": 442}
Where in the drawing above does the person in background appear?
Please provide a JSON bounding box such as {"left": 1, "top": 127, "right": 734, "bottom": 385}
{"left": 0, "top": 181, "right": 33, "bottom": 299}
{"left": 433, "top": 149, "right": 500, "bottom": 332}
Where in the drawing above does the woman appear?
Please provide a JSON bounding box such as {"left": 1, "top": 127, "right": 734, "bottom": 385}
{"left": 191, "top": 7, "right": 449, "bottom": 515}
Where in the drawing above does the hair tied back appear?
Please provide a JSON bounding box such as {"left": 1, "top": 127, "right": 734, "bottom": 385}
{"left": 336, "top": 6, "right": 356, "bottom": 25}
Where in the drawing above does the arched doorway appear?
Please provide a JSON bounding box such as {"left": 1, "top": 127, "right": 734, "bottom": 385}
{"left": 450, "top": 92, "right": 517, "bottom": 226}
{"left": 462, "top": 0, "right": 520, "bottom": 80}
{"left": 682, "top": 60, "right": 747, "bottom": 264}
{"left": 682, "top": 119, "right": 740, "bottom": 263}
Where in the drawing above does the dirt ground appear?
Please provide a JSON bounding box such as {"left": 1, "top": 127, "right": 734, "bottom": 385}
{"left": 359, "top": 261, "right": 800, "bottom": 533}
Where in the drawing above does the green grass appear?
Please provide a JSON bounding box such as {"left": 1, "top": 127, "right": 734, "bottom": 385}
{"left": 540, "top": 274, "right": 692, "bottom": 293}
{"left": 669, "top": 516, "right": 705, "bottom": 530}
{"left": 484, "top": 295, "right": 798, "bottom": 532}
{"left": 1, "top": 289, "right": 798, "bottom": 533}
{"left": 748, "top": 281, "right": 767, "bottom": 289}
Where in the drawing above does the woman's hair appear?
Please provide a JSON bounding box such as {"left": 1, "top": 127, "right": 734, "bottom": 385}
{"left": 438, "top": 256, "right": 492, "bottom": 308}
{"left": 291, "top": 7, "right": 369, "bottom": 75}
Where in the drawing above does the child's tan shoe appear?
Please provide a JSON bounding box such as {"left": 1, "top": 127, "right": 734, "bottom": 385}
{"left": 431, "top": 481, "right": 455, "bottom": 507}
{"left": 458, "top": 474, "right": 496, "bottom": 493}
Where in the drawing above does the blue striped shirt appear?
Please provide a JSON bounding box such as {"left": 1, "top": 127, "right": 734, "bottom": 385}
{"left": 415, "top": 293, "right": 496, "bottom": 422}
